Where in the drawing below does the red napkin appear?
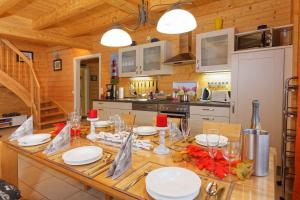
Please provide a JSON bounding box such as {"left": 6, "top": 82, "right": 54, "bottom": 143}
{"left": 186, "top": 145, "right": 238, "bottom": 179}
{"left": 53, "top": 123, "right": 65, "bottom": 136}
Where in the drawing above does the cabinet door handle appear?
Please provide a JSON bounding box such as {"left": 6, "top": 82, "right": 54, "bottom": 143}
{"left": 202, "top": 117, "right": 214, "bottom": 121}
{"left": 202, "top": 108, "right": 215, "bottom": 111}
{"left": 231, "top": 101, "right": 235, "bottom": 114}
{"left": 97, "top": 109, "right": 103, "bottom": 111}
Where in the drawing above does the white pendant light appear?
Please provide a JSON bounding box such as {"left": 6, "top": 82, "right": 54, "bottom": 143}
{"left": 157, "top": 8, "right": 197, "bottom": 34}
{"left": 100, "top": 26, "right": 132, "bottom": 47}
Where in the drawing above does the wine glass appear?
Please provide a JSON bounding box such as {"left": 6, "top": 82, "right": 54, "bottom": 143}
{"left": 222, "top": 140, "right": 241, "bottom": 178}
{"left": 70, "top": 112, "right": 81, "bottom": 144}
{"left": 205, "top": 129, "right": 220, "bottom": 176}
{"left": 181, "top": 118, "right": 191, "bottom": 143}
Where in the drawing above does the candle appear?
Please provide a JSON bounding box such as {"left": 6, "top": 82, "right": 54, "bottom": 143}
{"left": 89, "top": 109, "right": 97, "bottom": 118}
{"left": 156, "top": 114, "right": 168, "bottom": 127}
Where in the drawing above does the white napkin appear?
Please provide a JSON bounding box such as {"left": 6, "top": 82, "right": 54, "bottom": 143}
{"left": 43, "top": 123, "right": 71, "bottom": 155}
{"left": 9, "top": 116, "right": 33, "bottom": 141}
{"left": 89, "top": 131, "right": 152, "bottom": 150}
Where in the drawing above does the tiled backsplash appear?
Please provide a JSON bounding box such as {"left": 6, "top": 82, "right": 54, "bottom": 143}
{"left": 118, "top": 64, "right": 231, "bottom": 98}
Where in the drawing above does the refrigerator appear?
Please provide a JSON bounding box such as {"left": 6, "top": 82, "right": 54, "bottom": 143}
{"left": 230, "top": 47, "right": 292, "bottom": 165}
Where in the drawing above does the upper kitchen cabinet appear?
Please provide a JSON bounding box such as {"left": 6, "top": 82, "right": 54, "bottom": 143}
{"left": 196, "top": 28, "right": 235, "bottom": 72}
{"left": 119, "top": 41, "right": 172, "bottom": 77}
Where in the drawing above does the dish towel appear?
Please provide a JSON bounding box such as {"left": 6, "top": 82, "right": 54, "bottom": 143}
{"left": 43, "top": 123, "right": 71, "bottom": 155}
{"left": 107, "top": 132, "right": 133, "bottom": 179}
{"left": 9, "top": 116, "right": 33, "bottom": 141}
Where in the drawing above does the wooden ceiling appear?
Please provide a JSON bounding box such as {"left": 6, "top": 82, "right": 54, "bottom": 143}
{"left": 0, "top": 0, "right": 216, "bottom": 49}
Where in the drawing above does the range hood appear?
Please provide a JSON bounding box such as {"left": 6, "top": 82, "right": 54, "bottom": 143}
{"left": 164, "top": 32, "right": 195, "bottom": 65}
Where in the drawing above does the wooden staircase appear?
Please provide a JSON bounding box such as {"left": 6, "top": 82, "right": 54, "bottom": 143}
{"left": 0, "top": 39, "right": 66, "bottom": 129}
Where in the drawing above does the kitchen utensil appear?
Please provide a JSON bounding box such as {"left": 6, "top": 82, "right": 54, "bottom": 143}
{"left": 18, "top": 134, "right": 51, "bottom": 147}
{"left": 241, "top": 129, "right": 269, "bottom": 176}
{"left": 124, "top": 170, "right": 150, "bottom": 191}
{"left": 62, "top": 146, "right": 103, "bottom": 166}
{"left": 146, "top": 167, "right": 201, "bottom": 199}
{"left": 205, "top": 181, "right": 218, "bottom": 200}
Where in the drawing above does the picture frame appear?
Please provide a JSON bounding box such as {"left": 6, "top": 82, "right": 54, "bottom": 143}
{"left": 53, "top": 59, "right": 62, "bottom": 71}
{"left": 17, "top": 51, "right": 34, "bottom": 62}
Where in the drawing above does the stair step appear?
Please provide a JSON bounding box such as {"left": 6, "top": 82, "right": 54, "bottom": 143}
{"left": 41, "top": 111, "right": 64, "bottom": 118}
{"left": 40, "top": 118, "right": 66, "bottom": 126}
{"left": 41, "top": 105, "right": 58, "bottom": 111}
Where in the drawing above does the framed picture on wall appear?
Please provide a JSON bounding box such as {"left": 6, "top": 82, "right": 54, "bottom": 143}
{"left": 53, "top": 59, "right": 62, "bottom": 71}
{"left": 17, "top": 51, "right": 34, "bottom": 62}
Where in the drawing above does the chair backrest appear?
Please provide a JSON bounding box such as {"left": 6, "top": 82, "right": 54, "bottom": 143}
{"left": 120, "top": 112, "right": 136, "bottom": 128}
{"left": 202, "top": 121, "right": 241, "bottom": 141}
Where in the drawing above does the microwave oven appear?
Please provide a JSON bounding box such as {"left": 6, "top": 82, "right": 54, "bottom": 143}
{"left": 235, "top": 29, "right": 272, "bottom": 50}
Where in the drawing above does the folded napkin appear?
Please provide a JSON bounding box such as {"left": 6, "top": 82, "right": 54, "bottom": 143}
{"left": 9, "top": 116, "right": 33, "bottom": 141}
{"left": 89, "top": 131, "right": 152, "bottom": 150}
{"left": 107, "top": 132, "right": 133, "bottom": 179}
{"left": 43, "top": 123, "right": 71, "bottom": 155}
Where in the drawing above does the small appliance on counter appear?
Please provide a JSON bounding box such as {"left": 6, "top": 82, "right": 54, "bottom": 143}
{"left": 200, "top": 87, "right": 211, "bottom": 101}
{"left": 211, "top": 90, "right": 231, "bottom": 102}
{"left": 106, "top": 84, "right": 117, "bottom": 99}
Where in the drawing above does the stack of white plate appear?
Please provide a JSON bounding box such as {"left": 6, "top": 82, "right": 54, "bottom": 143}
{"left": 94, "top": 120, "right": 112, "bottom": 128}
{"left": 18, "top": 134, "right": 51, "bottom": 147}
{"left": 146, "top": 167, "right": 201, "bottom": 200}
{"left": 133, "top": 126, "right": 157, "bottom": 136}
{"left": 62, "top": 146, "right": 103, "bottom": 165}
{"left": 195, "top": 134, "right": 228, "bottom": 147}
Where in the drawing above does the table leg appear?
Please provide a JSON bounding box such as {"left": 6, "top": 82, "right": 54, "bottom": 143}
{"left": 0, "top": 142, "right": 18, "bottom": 186}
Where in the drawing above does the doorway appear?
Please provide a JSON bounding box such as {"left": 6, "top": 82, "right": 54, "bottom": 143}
{"left": 73, "top": 54, "right": 101, "bottom": 117}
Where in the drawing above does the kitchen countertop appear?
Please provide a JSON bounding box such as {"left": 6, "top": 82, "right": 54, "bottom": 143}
{"left": 93, "top": 99, "right": 230, "bottom": 107}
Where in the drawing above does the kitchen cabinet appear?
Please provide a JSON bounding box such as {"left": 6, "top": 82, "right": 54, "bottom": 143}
{"left": 131, "top": 110, "right": 157, "bottom": 126}
{"left": 189, "top": 106, "right": 230, "bottom": 133}
{"left": 119, "top": 41, "right": 172, "bottom": 77}
{"left": 196, "top": 28, "right": 234, "bottom": 72}
{"left": 231, "top": 46, "right": 292, "bottom": 163}
{"left": 93, "top": 101, "right": 132, "bottom": 120}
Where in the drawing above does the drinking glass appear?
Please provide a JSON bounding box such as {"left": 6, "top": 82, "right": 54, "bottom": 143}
{"left": 69, "top": 112, "right": 81, "bottom": 143}
{"left": 222, "top": 140, "right": 241, "bottom": 177}
{"left": 205, "top": 129, "right": 220, "bottom": 176}
{"left": 181, "top": 118, "right": 191, "bottom": 143}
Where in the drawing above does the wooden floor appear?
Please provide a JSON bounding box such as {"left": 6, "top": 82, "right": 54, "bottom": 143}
{"left": 0, "top": 128, "right": 106, "bottom": 200}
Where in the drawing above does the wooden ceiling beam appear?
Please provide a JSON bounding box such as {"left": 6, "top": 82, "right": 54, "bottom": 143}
{"left": 33, "top": 0, "right": 105, "bottom": 30}
{"left": 0, "top": 0, "right": 23, "bottom": 16}
{"left": 0, "top": 22, "right": 91, "bottom": 49}
{"left": 103, "top": 0, "right": 139, "bottom": 15}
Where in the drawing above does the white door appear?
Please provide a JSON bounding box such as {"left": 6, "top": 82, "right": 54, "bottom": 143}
{"left": 231, "top": 49, "right": 284, "bottom": 158}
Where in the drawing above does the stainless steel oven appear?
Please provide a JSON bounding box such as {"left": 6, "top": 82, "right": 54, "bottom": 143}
{"left": 158, "top": 103, "right": 189, "bottom": 119}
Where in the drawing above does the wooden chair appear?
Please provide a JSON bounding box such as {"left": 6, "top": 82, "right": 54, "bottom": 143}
{"left": 202, "top": 121, "right": 241, "bottom": 141}
{"left": 120, "top": 112, "right": 136, "bottom": 128}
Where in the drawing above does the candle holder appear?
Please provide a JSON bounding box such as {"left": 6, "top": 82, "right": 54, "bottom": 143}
{"left": 154, "top": 127, "right": 169, "bottom": 155}
{"left": 86, "top": 117, "right": 98, "bottom": 140}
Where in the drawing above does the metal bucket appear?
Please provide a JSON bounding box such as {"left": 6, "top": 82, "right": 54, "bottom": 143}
{"left": 241, "top": 129, "right": 269, "bottom": 176}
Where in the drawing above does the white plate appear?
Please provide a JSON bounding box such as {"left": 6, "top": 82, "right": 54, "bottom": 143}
{"left": 63, "top": 155, "right": 102, "bottom": 166}
{"left": 195, "top": 134, "right": 228, "bottom": 147}
{"left": 133, "top": 126, "right": 157, "bottom": 136}
{"left": 62, "top": 146, "right": 103, "bottom": 165}
{"left": 18, "top": 138, "right": 51, "bottom": 147}
{"left": 18, "top": 134, "right": 51, "bottom": 147}
{"left": 146, "top": 167, "right": 201, "bottom": 198}
{"left": 146, "top": 186, "right": 199, "bottom": 200}
{"left": 94, "top": 120, "right": 111, "bottom": 128}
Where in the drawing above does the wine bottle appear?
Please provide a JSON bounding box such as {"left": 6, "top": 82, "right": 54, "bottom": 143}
{"left": 250, "top": 99, "right": 261, "bottom": 130}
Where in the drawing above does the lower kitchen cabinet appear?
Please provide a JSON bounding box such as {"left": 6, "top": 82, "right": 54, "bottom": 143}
{"left": 93, "top": 101, "right": 132, "bottom": 120}
{"left": 190, "top": 106, "right": 230, "bottom": 133}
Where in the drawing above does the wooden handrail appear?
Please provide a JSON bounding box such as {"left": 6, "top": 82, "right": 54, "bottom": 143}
{"left": 0, "top": 38, "right": 41, "bottom": 128}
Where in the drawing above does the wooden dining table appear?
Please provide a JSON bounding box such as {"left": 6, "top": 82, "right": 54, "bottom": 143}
{"left": 0, "top": 128, "right": 276, "bottom": 200}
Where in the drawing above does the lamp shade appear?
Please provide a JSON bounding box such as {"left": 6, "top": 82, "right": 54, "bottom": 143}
{"left": 100, "top": 27, "right": 132, "bottom": 47}
{"left": 157, "top": 9, "right": 197, "bottom": 34}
